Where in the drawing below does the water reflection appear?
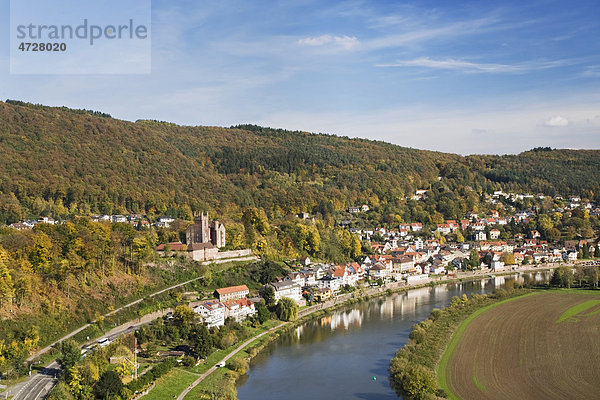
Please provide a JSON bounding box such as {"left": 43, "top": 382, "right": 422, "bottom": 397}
{"left": 238, "top": 271, "right": 552, "bottom": 400}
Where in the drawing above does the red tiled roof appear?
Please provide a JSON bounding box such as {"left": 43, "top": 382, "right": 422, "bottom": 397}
{"left": 156, "top": 242, "right": 186, "bottom": 251}
{"left": 216, "top": 285, "right": 249, "bottom": 295}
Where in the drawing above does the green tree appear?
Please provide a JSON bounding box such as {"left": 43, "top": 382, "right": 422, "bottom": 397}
{"left": 585, "top": 267, "right": 599, "bottom": 288}
{"left": 582, "top": 244, "right": 590, "bottom": 259}
{"left": 260, "top": 285, "right": 276, "bottom": 308}
{"left": 94, "top": 370, "right": 123, "bottom": 400}
{"left": 255, "top": 300, "right": 270, "bottom": 324}
{"left": 401, "top": 365, "right": 437, "bottom": 400}
{"left": 468, "top": 249, "right": 480, "bottom": 270}
{"left": 276, "top": 297, "right": 298, "bottom": 321}
{"left": 574, "top": 265, "right": 585, "bottom": 287}
{"left": 57, "top": 340, "right": 81, "bottom": 371}
{"left": 191, "top": 324, "right": 213, "bottom": 359}
{"left": 546, "top": 228, "right": 561, "bottom": 242}
{"left": 550, "top": 266, "right": 573, "bottom": 288}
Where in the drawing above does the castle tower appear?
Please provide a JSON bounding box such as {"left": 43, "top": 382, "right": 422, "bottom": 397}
{"left": 210, "top": 220, "right": 226, "bottom": 248}
{"left": 199, "top": 212, "right": 210, "bottom": 243}
{"left": 187, "top": 212, "right": 212, "bottom": 245}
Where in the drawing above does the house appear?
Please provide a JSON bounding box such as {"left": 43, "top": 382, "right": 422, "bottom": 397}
{"left": 313, "top": 287, "right": 333, "bottom": 302}
{"left": 285, "top": 272, "right": 305, "bottom": 287}
{"left": 331, "top": 264, "right": 361, "bottom": 287}
{"left": 368, "top": 262, "right": 391, "bottom": 280}
{"left": 38, "top": 216, "right": 57, "bottom": 225}
{"left": 156, "top": 242, "right": 187, "bottom": 256}
{"left": 297, "top": 212, "right": 311, "bottom": 220}
{"left": 531, "top": 230, "right": 541, "bottom": 239}
{"left": 411, "top": 223, "right": 423, "bottom": 232}
{"left": 188, "top": 242, "right": 218, "bottom": 261}
{"left": 268, "top": 281, "right": 303, "bottom": 304}
{"left": 318, "top": 276, "right": 342, "bottom": 292}
{"left": 436, "top": 224, "right": 451, "bottom": 235}
{"left": 489, "top": 229, "right": 501, "bottom": 240}
{"left": 215, "top": 285, "right": 249, "bottom": 301}
{"left": 223, "top": 298, "right": 256, "bottom": 322}
{"left": 193, "top": 301, "right": 225, "bottom": 328}
{"left": 348, "top": 207, "right": 361, "bottom": 213}
{"left": 361, "top": 204, "right": 370, "bottom": 212}
{"left": 9, "top": 223, "right": 30, "bottom": 230}
{"left": 111, "top": 215, "right": 127, "bottom": 223}
{"left": 474, "top": 231, "right": 487, "bottom": 241}
{"left": 429, "top": 265, "right": 446, "bottom": 275}
{"left": 491, "top": 260, "right": 505, "bottom": 271}
{"left": 156, "top": 216, "right": 175, "bottom": 228}
{"left": 392, "top": 256, "right": 415, "bottom": 275}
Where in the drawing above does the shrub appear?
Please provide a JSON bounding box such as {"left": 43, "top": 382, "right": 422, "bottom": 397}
{"left": 228, "top": 357, "right": 249, "bottom": 375}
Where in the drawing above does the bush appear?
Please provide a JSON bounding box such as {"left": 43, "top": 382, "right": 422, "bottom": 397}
{"left": 228, "top": 357, "right": 249, "bottom": 375}
{"left": 429, "top": 308, "right": 442, "bottom": 321}
{"left": 182, "top": 355, "right": 196, "bottom": 367}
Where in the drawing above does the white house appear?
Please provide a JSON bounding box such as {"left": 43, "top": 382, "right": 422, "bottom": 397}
{"left": 318, "top": 276, "right": 342, "bottom": 292}
{"left": 474, "top": 231, "right": 487, "bottom": 241}
{"left": 489, "top": 229, "right": 501, "bottom": 240}
{"left": 193, "top": 301, "right": 226, "bottom": 328}
{"left": 268, "top": 281, "right": 303, "bottom": 304}
{"left": 491, "top": 260, "right": 505, "bottom": 271}
{"left": 223, "top": 299, "right": 256, "bottom": 322}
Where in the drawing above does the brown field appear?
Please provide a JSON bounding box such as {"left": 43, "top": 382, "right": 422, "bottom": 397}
{"left": 444, "top": 291, "right": 600, "bottom": 400}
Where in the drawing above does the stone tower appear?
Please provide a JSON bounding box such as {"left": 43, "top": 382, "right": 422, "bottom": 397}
{"left": 186, "top": 212, "right": 211, "bottom": 245}
{"left": 210, "top": 220, "right": 226, "bottom": 248}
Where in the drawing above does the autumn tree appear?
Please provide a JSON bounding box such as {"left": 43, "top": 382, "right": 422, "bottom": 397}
{"left": 0, "top": 247, "right": 14, "bottom": 305}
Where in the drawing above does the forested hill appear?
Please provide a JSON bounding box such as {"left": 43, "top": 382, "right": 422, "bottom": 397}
{"left": 0, "top": 100, "right": 598, "bottom": 223}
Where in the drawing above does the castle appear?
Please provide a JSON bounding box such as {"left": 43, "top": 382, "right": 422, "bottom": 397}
{"left": 186, "top": 213, "right": 226, "bottom": 248}
{"left": 186, "top": 213, "right": 226, "bottom": 261}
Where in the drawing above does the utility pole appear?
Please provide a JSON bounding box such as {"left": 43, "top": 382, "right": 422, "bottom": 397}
{"left": 134, "top": 337, "right": 138, "bottom": 380}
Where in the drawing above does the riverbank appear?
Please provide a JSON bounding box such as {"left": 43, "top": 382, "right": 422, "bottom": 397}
{"left": 170, "top": 264, "right": 554, "bottom": 400}
{"left": 437, "top": 289, "right": 600, "bottom": 400}
{"left": 390, "top": 288, "right": 534, "bottom": 399}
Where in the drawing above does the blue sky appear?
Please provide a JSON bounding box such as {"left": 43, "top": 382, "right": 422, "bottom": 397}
{"left": 1, "top": 0, "right": 599, "bottom": 154}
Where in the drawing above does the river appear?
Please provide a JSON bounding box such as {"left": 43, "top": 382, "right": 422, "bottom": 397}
{"left": 236, "top": 271, "right": 551, "bottom": 400}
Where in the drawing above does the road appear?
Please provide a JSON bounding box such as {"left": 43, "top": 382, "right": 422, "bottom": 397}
{"left": 176, "top": 323, "right": 286, "bottom": 400}
{"left": 27, "top": 275, "right": 205, "bottom": 363}
{"left": 12, "top": 275, "right": 206, "bottom": 400}
{"left": 9, "top": 362, "right": 60, "bottom": 400}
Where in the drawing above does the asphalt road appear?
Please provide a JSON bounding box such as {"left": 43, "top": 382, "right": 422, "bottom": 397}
{"left": 10, "top": 362, "right": 59, "bottom": 400}
{"left": 11, "top": 274, "right": 206, "bottom": 400}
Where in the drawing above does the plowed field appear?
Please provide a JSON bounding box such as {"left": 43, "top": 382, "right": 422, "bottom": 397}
{"left": 439, "top": 291, "right": 600, "bottom": 400}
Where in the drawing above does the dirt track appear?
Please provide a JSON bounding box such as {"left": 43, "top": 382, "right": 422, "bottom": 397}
{"left": 445, "top": 292, "right": 600, "bottom": 400}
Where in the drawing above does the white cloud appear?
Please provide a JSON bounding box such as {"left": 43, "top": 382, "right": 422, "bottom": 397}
{"left": 544, "top": 116, "right": 569, "bottom": 127}
{"left": 377, "top": 57, "right": 573, "bottom": 73}
{"left": 298, "top": 34, "right": 359, "bottom": 49}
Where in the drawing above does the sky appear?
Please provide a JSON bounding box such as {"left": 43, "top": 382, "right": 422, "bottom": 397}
{"left": 0, "top": 0, "right": 599, "bottom": 155}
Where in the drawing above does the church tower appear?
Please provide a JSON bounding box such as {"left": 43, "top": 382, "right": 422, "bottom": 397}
{"left": 187, "top": 212, "right": 212, "bottom": 245}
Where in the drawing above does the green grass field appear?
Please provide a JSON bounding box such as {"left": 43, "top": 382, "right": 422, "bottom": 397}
{"left": 143, "top": 368, "right": 199, "bottom": 400}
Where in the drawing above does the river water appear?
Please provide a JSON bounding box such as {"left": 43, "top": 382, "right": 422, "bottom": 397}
{"left": 237, "top": 271, "right": 551, "bottom": 400}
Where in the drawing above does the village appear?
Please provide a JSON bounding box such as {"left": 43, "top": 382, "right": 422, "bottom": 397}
{"left": 4, "top": 190, "right": 600, "bottom": 331}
